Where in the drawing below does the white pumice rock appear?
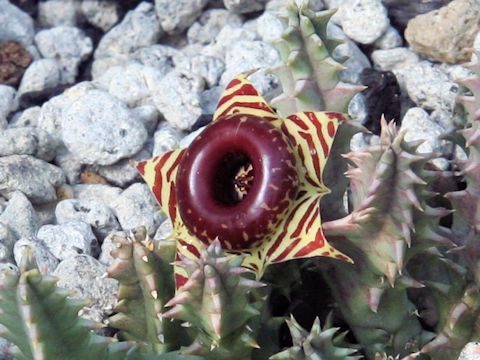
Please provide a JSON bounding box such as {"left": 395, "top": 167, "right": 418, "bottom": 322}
{"left": 154, "top": 0, "right": 208, "bottom": 33}
{"left": 348, "top": 93, "right": 367, "bottom": 123}
{"left": 395, "top": 61, "right": 459, "bottom": 112}
{"left": 131, "top": 105, "right": 160, "bottom": 135}
{"left": 200, "top": 86, "right": 222, "bottom": 117}
{"left": 53, "top": 255, "right": 118, "bottom": 323}
{"left": 72, "top": 184, "right": 123, "bottom": 210}
{"left": 8, "top": 106, "right": 41, "bottom": 128}
{"left": 55, "top": 199, "right": 120, "bottom": 241}
{"left": 215, "top": 26, "right": 258, "bottom": 57}
{"left": 54, "top": 146, "right": 83, "bottom": 184}
{"left": 34, "top": 26, "right": 93, "bottom": 84}
{"left": 220, "top": 40, "right": 280, "bottom": 99}
{"left": 94, "top": 2, "right": 162, "bottom": 60}
{"left": 0, "top": 191, "right": 39, "bottom": 241}
{"left": 224, "top": 0, "right": 268, "bottom": 13}
{"left": 111, "top": 183, "right": 163, "bottom": 236}
{"left": 0, "top": 0, "right": 35, "bottom": 45}
{"left": 61, "top": 90, "right": 148, "bottom": 165}
{"left": 0, "top": 127, "right": 58, "bottom": 161}
{"left": 329, "top": 23, "right": 371, "bottom": 84}
{"left": 372, "top": 47, "right": 420, "bottom": 72}
{"left": 0, "top": 85, "right": 17, "bottom": 129}
{"left": 188, "top": 55, "right": 225, "bottom": 88}
{"left": 38, "top": 81, "right": 96, "bottom": 144}
{"left": 400, "top": 107, "right": 449, "bottom": 168}
{"left": 81, "top": 0, "right": 119, "bottom": 31}
{"left": 14, "top": 237, "right": 58, "bottom": 274}
{"left": 256, "top": 11, "right": 284, "bottom": 43}
{"left": 152, "top": 70, "right": 205, "bottom": 131}
{"left": 153, "top": 122, "right": 184, "bottom": 157}
{"left": 350, "top": 132, "right": 380, "bottom": 152}
{"left": 37, "top": 221, "right": 97, "bottom": 260}
{"left": 95, "top": 62, "right": 163, "bottom": 107}
{"left": 0, "top": 155, "right": 65, "bottom": 204}
{"left": 93, "top": 141, "right": 153, "bottom": 188}
{"left": 187, "top": 9, "right": 243, "bottom": 45}
{"left": 374, "top": 25, "right": 403, "bottom": 50}
{"left": 0, "top": 223, "right": 14, "bottom": 262}
{"left": 341, "top": 0, "right": 389, "bottom": 44}
{"left": 38, "top": 0, "right": 82, "bottom": 27}
{"left": 458, "top": 342, "right": 480, "bottom": 360}
{"left": 131, "top": 44, "right": 190, "bottom": 77}
{"left": 17, "top": 59, "right": 61, "bottom": 97}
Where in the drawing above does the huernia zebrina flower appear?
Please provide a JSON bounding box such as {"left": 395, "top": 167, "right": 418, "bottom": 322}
{"left": 137, "top": 74, "right": 352, "bottom": 287}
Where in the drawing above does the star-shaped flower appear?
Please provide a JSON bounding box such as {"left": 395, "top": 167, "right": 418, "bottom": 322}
{"left": 137, "top": 74, "right": 351, "bottom": 287}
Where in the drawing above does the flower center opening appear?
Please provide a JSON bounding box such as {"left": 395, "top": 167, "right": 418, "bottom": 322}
{"left": 213, "top": 151, "right": 254, "bottom": 207}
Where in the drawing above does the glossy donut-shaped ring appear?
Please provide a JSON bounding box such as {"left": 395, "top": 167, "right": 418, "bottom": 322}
{"left": 176, "top": 114, "right": 299, "bottom": 250}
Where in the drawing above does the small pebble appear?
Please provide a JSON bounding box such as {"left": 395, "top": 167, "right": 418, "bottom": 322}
{"left": 154, "top": 0, "right": 208, "bottom": 33}
{"left": 0, "top": 41, "right": 32, "bottom": 87}
{"left": 0, "top": 0, "right": 35, "bottom": 46}
{"left": 13, "top": 237, "right": 58, "bottom": 274}
{"left": 0, "top": 191, "right": 39, "bottom": 241}
{"left": 81, "top": 0, "right": 119, "bottom": 31}
{"left": 341, "top": 0, "right": 389, "bottom": 44}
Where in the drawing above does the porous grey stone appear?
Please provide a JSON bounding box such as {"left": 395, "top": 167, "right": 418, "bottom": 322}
{"left": 55, "top": 199, "right": 120, "bottom": 240}
{"left": 400, "top": 107, "right": 448, "bottom": 168}
{"left": 8, "top": 106, "right": 40, "bottom": 128}
{"left": 72, "top": 184, "right": 122, "bottom": 210}
{"left": 131, "top": 44, "right": 190, "bottom": 77}
{"left": 180, "top": 126, "right": 206, "bottom": 148}
{"left": 348, "top": 93, "right": 367, "bottom": 123}
{"left": 350, "top": 132, "right": 380, "bottom": 152}
{"left": 215, "top": 26, "right": 258, "bottom": 56}
{"left": 153, "top": 70, "right": 205, "bottom": 131}
{"left": 81, "top": 0, "right": 119, "bottom": 31}
{"left": 187, "top": 9, "right": 243, "bottom": 45}
{"left": 0, "top": 191, "right": 38, "bottom": 240}
{"left": 154, "top": 218, "right": 173, "bottom": 241}
{"left": 112, "top": 183, "right": 163, "bottom": 236}
{"left": 0, "top": 85, "right": 17, "bottom": 129}
{"left": 62, "top": 90, "right": 148, "bottom": 165}
{"left": 0, "top": 127, "right": 58, "bottom": 161}
{"left": 95, "top": 62, "right": 163, "bottom": 107}
{"left": 200, "top": 86, "right": 222, "bottom": 116}
{"left": 13, "top": 237, "right": 58, "bottom": 274}
{"left": 54, "top": 147, "right": 83, "bottom": 184}
{"left": 38, "top": 81, "right": 96, "bottom": 144}
{"left": 99, "top": 230, "right": 125, "bottom": 266}
{"left": 374, "top": 25, "right": 402, "bottom": 50}
{"left": 95, "top": 2, "right": 162, "bottom": 60}
{"left": 395, "top": 61, "right": 458, "bottom": 112}
{"left": 220, "top": 40, "right": 280, "bottom": 98}
{"left": 17, "top": 59, "right": 61, "bottom": 97}
{"left": 256, "top": 11, "right": 284, "bottom": 43}
{"left": 0, "top": 0, "right": 34, "bottom": 45}
{"left": 189, "top": 55, "right": 225, "bottom": 88}
{"left": 155, "top": 0, "right": 208, "bottom": 33}
{"left": 37, "top": 221, "right": 97, "bottom": 260}
{"left": 341, "top": 0, "right": 389, "bottom": 44}
{"left": 38, "top": 0, "right": 81, "bottom": 27}
{"left": 53, "top": 255, "right": 118, "bottom": 322}
{"left": 329, "top": 23, "right": 371, "bottom": 84}
{"left": 405, "top": 0, "right": 480, "bottom": 64}
{"left": 0, "top": 155, "right": 65, "bottom": 204}
{"left": 0, "top": 223, "right": 14, "bottom": 262}
{"left": 223, "top": 0, "right": 268, "bottom": 13}
{"left": 458, "top": 342, "right": 480, "bottom": 360}
{"left": 93, "top": 141, "right": 152, "bottom": 188}
{"left": 132, "top": 105, "right": 160, "bottom": 135}
{"left": 35, "top": 26, "right": 93, "bottom": 84}
{"left": 33, "top": 201, "right": 57, "bottom": 227}
{"left": 153, "top": 122, "right": 184, "bottom": 156}
{"left": 371, "top": 47, "right": 420, "bottom": 71}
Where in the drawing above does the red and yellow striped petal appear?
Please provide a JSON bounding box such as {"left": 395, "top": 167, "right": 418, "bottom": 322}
{"left": 213, "top": 74, "right": 279, "bottom": 122}
{"left": 280, "top": 111, "right": 347, "bottom": 189}
{"left": 136, "top": 150, "right": 185, "bottom": 226}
